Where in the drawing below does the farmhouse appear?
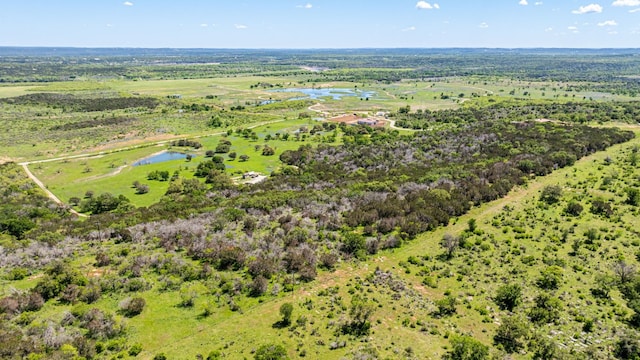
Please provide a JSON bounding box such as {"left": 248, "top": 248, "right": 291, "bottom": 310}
{"left": 328, "top": 113, "right": 384, "bottom": 128}
{"left": 357, "top": 119, "right": 379, "bottom": 126}
{"left": 242, "top": 171, "right": 260, "bottom": 179}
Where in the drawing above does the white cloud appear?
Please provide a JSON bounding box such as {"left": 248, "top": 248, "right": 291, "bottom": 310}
{"left": 535, "top": 2, "right": 544, "bottom": 5}
{"left": 123, "top": 1, "right": 133, "bottom": 6}
{"left": 612, "top": 0, "right": 640, "bottom": 6}
{"left": 598, "top": 20, "right": 618, "bottom": 26}
{"left": 106, "top": 24, "right": 113, "bottom": 27}
{"left": 630, "top": 7, "right": 640, "bottom": 12}
{"left": 544, "top": 27, "right": 553, "bottom": 31}
{"left": 234, "top": 24, "right": 248, "bottom": 29}
{"left": 568, "top": 26, "right": 578, "bottom": 30}
{"left": 519, "top": 0, "right": 528, "bottom": 5}
{"left": 200, "top": 24, "right": 208, "bottom": 27}
{"left": 609, "top": 31, "right": 619, "bottom": 34}
{"left": 572, "top": 4, "right": 603, "bottom": 14}
{"left": 416, "top": 1, "right": 439, "bottom": 9}
{"left": 479, "top": 22, "right": 489, "bottom": 28}
{"left": 296, "top": 3, "right": 313, "bottom": 9}
{"left": 402, "top": 26, "right": 417, "bottom": 31}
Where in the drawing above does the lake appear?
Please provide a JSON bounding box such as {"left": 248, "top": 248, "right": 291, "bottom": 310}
{"left": 270, "top": 88, "right": 376, "bottom": 100}
{"left": 132, "top": 151, "right": 194, "bottom": 166}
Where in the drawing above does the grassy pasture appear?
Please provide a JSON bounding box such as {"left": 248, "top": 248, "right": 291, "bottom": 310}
{"left": 31, "top": 117, "right": 335, "bottom": 208}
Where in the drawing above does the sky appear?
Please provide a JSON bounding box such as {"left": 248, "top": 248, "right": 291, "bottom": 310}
{"left": 1, "top": 0, "right": 640, "bottom": 48}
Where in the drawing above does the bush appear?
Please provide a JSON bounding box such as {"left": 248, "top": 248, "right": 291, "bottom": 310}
{"left": 279, "top": 303, "right": 293, "bottom": 326}
{"left": 540, "top": 185, "right": 562, "bottom": 204}
{"left": 135, "top": 183, "right": 150, "bottom": 194}
{"left": 119, "top": 297, "right": 146, "bottom": 317}
{"left": 435, "top": 295, "right": 457, "bottom": 316}
{"left": 128, "top": 343, "right": 143, "bottom": 356}
{"left": 262, "top": 145, "right": 275, "bottom": 156}
{"left": 254, "top": 344, "right": 288, "bottom": 360}
{"left": 444, "top": 335, "right": 489, "bottom": 360}
{"left": 528, "top": 293, "right": 562, "bottom": 324}
{"left": 207, "top": 350, "right": 222, "bottom": 360}
{"left": 564, "top": 201, "right": 583, "bottom": 216}
{"left": 537, "top": 266, "right": 563, "bottom": 290}
{"left": 615, "top": 332, "right": 640, "bottom": 360}
{"left": 494, "top": 284, "right": 522, "bottom": 311}
{"left": 494, "top": 316, "right": 528, "bottom": 353}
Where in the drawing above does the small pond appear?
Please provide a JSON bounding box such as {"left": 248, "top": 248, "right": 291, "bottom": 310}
{"left": 270, "top": 88, "right": 376, "bottom": 100}
{"left": 133, "top": 151, "right": 194, "bottom": 166}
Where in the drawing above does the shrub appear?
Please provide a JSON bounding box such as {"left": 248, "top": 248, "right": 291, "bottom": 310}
{"left": 540, "top": 185, "right": 562, "bottom": 204}
{"left": 119, "top": 297, "right": 146, "bottom": 317}
{"left": 564, "top": 201, "right": 583, "bottom": 216}
{"left": 528, "top": 293, "right": 562, "bottom": 324}
{"left": 443, "top": 335, "right": 489, "bottom": 360}
{"left": 135, "top": 183, "right": 150, "bottom": 194}
{"left": 128, "top": 343, "right": 143, "bottom": 356}
{"left": 207, "top": 350, "right": 222, "bottom": 360}
{"left": 494, "top": 284, "right": 522, "bottom": 311}
{"left": 537, "top": 266, "right": 563, "bottom": 290}
{"left": 494, "top": 316, "right": 528, "bottom": 353}
{"left": 254, "top": 344, "right": 289, "bottom": 360}
{"left": 435, "top": 295, "right": 457, "bottom": 316}
{"left": 626, "top": 188, "right": 640, "bottom": 206}
{"left": 279, "top": 303, "right": 293, "bottom": 326}
{"left": 591, "top": 198, "right": 613, "bottom": 217}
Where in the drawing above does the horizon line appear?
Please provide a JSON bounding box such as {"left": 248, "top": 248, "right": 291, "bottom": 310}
{"left": 1, "top": 46, "right": 640, "bottom": 51}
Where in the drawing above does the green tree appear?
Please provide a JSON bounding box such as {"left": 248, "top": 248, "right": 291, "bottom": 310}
{"left": 262, "top": 145, "right": 275, "bottom": 156}
{"left": 441, "top": 233, "right": 460, "bottom": 259}
{"left": 435, "top": 295, "right": 457, "bottom": 316}
{"left": 443, "top": 335, "right": 489, "bottom": 360}
{"left": 537, "top": 266, "right": 563, "bottom": 290}
{"left": 540, "top": 185, "right": 562, "bottom": 204}
{"left": 614, "top": 331, "right": 640, "bottom": 360}
{"left": 528, "top": 293, "right": 562, "bottom": 324}
{"left": 626, "top": 188, "right": 640, "bottom": 206}
{"left": 254, "top": 344, "right": 288, "bottom": 360}
{"left": 343, "top": 294, "right": 375, "bottom": 336}
{"left": 279, "top": 303, "right": 293, "bottom": 326}
{"left": 494, "top": 284, "right": 522, "bottom": 311}
{"left": 494, "top": 316, "right": 528, "bottom": 353}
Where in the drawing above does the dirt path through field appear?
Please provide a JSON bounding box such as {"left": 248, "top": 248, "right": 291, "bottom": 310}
{"left": 20, "top": 163, "right": 87, "bottom": 217}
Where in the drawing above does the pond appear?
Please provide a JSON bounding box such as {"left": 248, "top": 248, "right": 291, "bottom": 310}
{"left": 269, "top": 88, "right": 376, "bottom": 100}
{"left": 132, "top": 151, "right": 194, "bottom": 166}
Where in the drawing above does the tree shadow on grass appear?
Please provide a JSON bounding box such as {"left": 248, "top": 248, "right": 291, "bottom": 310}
{"left": 271, "top": 320, "right": 290, "bottom": 329}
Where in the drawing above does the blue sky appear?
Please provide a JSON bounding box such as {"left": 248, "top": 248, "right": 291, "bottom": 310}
{"left": 1, "top": 0, "right": 639, "bottom": 48}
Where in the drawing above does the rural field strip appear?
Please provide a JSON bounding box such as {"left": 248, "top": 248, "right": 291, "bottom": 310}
{"left": 18, "top": 119, "right": 285, "bottom": 215}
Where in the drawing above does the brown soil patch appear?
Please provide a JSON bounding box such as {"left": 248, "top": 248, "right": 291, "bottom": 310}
{"left": 88, "top": 268, "right": 106, "bottom": 278}
{"left": 329, "top": 114, "right": 360, "bottom": 123}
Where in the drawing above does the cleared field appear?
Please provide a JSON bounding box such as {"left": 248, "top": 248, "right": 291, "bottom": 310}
{"left": 30, "top": 118, "right": 333, "bottom": 208}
